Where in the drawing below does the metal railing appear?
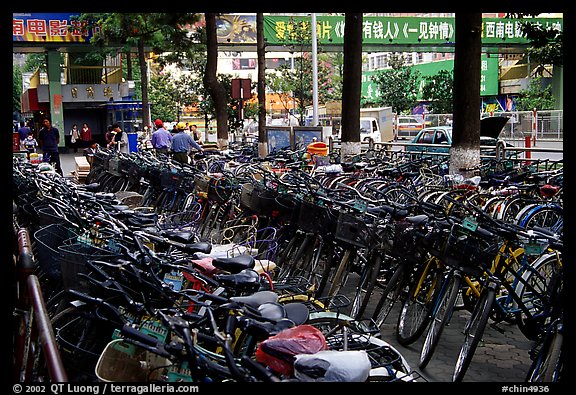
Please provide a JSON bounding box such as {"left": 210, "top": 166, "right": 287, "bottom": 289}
{"left": 13, "top": 226, "right": 68, "bottom": 382}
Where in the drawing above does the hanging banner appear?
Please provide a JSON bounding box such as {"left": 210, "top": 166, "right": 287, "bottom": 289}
{"left": 263, "top": 15, "right": 562, "bottom": 46}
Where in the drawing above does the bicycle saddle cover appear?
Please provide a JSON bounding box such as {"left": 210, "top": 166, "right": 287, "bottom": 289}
{"left": 283, "top": 302, "right": 309, "bottom": 326}
{"left": 215, "top": 268, "right": 260, "bottom": 292}
{"left": 212, "top": 254, "right": 255, "bottom": 273}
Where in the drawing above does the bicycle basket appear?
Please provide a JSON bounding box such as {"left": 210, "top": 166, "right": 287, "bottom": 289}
{"left": 251, "top": 187, "right": 277, "bottom": 216}
{"left": 335, "top": 211, "right": 374, "bottom": 248}
{"left": 95, "top": 339, "right": 170, "bottom": 382}
{"left": 297, "top": 201, "right": 338, "bottom": 234}
{"left": 114, "top": 191, "right": 144, "bottom": 208}
{"left": 207, "top": 177, "right": 236, "bottom": 204}
{"left": 33, "top": 224, "right": 80, "bottom": 280}
{"left": 194, "top": 174, "right": 210, "bottom": 194}
{"left": 240, "top": 183, "right": 257, "bottom": 211}
{"left": 160, "top": 170, "right": 182, "bottom": 189}
{"left": 108, "top": 157, "right": 122, "bottom": 177}
{"left": 37, "top": 205, "right": 70, "bottom": 226}
{"left": 392, "top": 221, "right": 424, "bottom": 262}
{"left": 157, "top": 208, "right": 201, "bottom": 231}
{"left": 58, "top": 242, "right": 121, "bottom": 292}
{"left": 442, "top": 224, "right": 499, "bottom": 274}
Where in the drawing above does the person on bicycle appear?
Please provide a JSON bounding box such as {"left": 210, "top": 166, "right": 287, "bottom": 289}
{"left": 171, "top": 122, "right": 203, "bottom": 164}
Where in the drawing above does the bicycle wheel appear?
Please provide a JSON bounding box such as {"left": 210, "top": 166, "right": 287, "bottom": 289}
{"left": 371, "top": 261, "right": 408, "bottom": 328}
{"left": 452, "top": 286, "right": 496, "bottom": 382}
{"left": 350, "top": 252, "right": 383, "bottom": 320}
{"left": 419, "top": 271, "right": 462, "bottom": 369}
{"left": 327, "top": 248, "right": 355, "bottom": 297}
{"left": 519, "top": 204, "right": 563, "bottom": 235}
{"left": 396, "top": 257, "right": 443, "bottom": 346}
{"left": 514, "top": 253, "right": 562, "bottom": 340}
{"left": 526, "top": 325, "right": 563, "bottom": 382}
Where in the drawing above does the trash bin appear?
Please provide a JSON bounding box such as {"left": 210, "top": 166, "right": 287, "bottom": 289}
{"left": 127, "top": 132, "right": 138, "bottom": 153}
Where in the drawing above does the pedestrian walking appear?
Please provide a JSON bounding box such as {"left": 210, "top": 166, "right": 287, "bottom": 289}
{"left": 80, "top": 122, "right": 92, "bottom": 147}
{"left": 17, "top": 120, "right": 31, "bottom": 149}
{"left": 171, "top": 122, "right": 203, "bottom": 164}
{"left": 38, "top": 117, "right": 63, "bottom": 175}
{"left": 70, "top": 123, "right": 80, "bottom": 152}
{"left": 151, "top": 119, "right": 172, "bottom": 156}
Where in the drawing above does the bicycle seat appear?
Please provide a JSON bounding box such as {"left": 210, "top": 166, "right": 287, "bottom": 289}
{"left": 160, "top": 229, "right": 197, "bottom": 244}
{"left": 231, "top": 290, "right": 279, "bottom": 308}
{"left": 212, "top": 254, "right": 255, "bottom": 273}
{"left": 215, "top": 268, "right": 260, "bottom": 292}
{"left": 283, "top": 302, "right": 309, "bottom": 325}
{"left": 405, "top": 214, "right": 429, "bottom": 226}
{"left": 181, "top": 241, "right": 212, "bottom": 254}
{"left": 367, "top": 204, "right": 410, "bottom": 219}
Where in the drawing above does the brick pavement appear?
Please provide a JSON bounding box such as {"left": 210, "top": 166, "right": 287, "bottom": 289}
{"left": 58, "top": 152, "right": 537, "bottom": 383}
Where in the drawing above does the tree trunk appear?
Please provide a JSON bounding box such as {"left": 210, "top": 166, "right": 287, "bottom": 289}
{"left": 203, "top": 13, "right": 229, "bottom": 149}
{"left": 257, "top": 13, "right": 268, "bottom": 157}
{"left": 138, "top": 38, "right": 151, "bottom": 131}
{"left": 340, "top": 13, "right": 363, "bottom": 161}
{"left": 126, "top": 51, "right": 133, "bottom": 81}
{"left": 450, "top": 13, "right": 482, "bottom": 176}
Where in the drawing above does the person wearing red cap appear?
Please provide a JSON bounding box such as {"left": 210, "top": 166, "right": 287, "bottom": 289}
{"left": 151, "top": 119, "right": 172, "bottom": 156}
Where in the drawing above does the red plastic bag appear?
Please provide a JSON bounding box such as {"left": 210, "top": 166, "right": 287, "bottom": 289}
{"left": 255, "top": 324, "right": 327, "bottom": 376}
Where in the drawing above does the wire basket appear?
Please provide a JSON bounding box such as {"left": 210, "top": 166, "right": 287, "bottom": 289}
{"left": 33, "top": 223, "right": 80, "bottom": 280}
{"left": 391, "top": 221, "right": 425, "bottom": 262}
{"left": 114, "top": 191, "right": 144, "bottom": 208}
{"left": 160, "top": 170, "right": 182, "bottom": 189}
{"left": 108, "top": 157, "right": 122, "bottom": 177}
{"left": 240, "top": 183, "right": 257, "bottom": 211}
{"left": 157, "top": 207, "right": 201, "bottom": 231}
{"left": 297, "top": 201, "right": 339, "bottom": 235}
{"left": 251, "top": 187, "right": 278, "bottom": 216}
{"left": 58, "top": 242, "right": 122, "bottom": 292}
{"left": 442, "top": 223, "right": 499, "bottom": 275}
{"left": 194, "top": 174, "right": 210, "bottom": 194}
{"left": 95, "top": 339, "right": 170, "bottom": 382}
{"left": 334, "top": 211, "right": 374, "bottom": 248}
{"left": 37, "top": 205, "right": 69, "bottom": 226}
{"left": 207, "top": 177, "right": 236, "bottom": 205}
{"left": 274, "top": 194, "right": 300, "bottom": 223}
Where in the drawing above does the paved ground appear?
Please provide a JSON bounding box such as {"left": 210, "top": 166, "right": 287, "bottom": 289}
{"left": 58, "top": 152, "right": 537, "bottom": 383}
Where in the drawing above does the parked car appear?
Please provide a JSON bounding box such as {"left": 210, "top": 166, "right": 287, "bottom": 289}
{"left": 396, "top": 116, "right": 424, "bottom": 139}
{"left": 405, "top": 116, "right": 515, "bottom": 158}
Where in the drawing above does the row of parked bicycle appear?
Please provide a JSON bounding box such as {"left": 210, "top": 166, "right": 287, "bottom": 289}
{"left": 12, "top": 144, "right": 563, "bottom": 382}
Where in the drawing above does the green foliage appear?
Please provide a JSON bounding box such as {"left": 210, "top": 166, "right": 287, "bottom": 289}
{"left": 520, "top": 19, "right": 563, "bottom": 76}
{"left": 421, "top": 69, "right": 453, "bottom": 114}
{"left": 515, "top": 76, "right": 555, "bottom": 111}
{"left": 13, "top": 67, "right": 22, "bottom": 113}
{"left": 149, "top": 74, "right": 179, "bottom": 122}
{"left": 369, "top": 55, "right": 420, "bottom": 114}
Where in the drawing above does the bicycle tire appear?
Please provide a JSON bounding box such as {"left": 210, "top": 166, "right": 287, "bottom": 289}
{"left": 526, "top": 326, "right": 563, "bottom": 382}
{"left": 396, "top": 257, "right": 442, "bottom": 346}
{"left": 276, "top": 231, "right": 305, "bottom": 279}
{"left": 350, "top": 252, "right": 383, "bottom": 320}
{"left": 452, "top": 286, "right": 496, "bottom": 382}
{"left": 371, "top": 261, "right": 407, "bottom": 328}
{"left": 419, "top": 271, "right": 462, "bottom": 369}
{"left": 327, "top": 248, "right": 355, "bottom": 297}
{"left": 514, "top": 252, "right": 561, "bottom": 341}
